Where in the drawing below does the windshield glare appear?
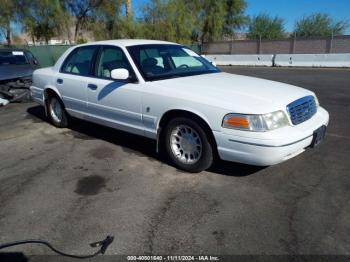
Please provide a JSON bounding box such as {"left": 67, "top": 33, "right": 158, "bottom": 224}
{"left": 127, "top": 44, "right": 220, "bottom": 81}
{"left": 0, "top": 51, "right": 29, "bottom": 65}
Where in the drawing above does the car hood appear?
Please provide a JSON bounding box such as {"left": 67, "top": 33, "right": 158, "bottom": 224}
{"left": 149, "top": 72, "right": 314, "bottom": 114}
{"left": 0, "top": 65, "right": 34, "bottom": 81}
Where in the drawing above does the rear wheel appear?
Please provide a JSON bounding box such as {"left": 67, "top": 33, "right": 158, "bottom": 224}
{"left": 164, "top": 117, "right": 213, "bottom": 172}
{"left": 48, "top": 96, "right": 68, "bottom": 128}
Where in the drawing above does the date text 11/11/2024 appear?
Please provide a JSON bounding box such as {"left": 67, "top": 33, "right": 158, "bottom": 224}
{"left": 127, "top": 255, "right": 220, "bottom": 261}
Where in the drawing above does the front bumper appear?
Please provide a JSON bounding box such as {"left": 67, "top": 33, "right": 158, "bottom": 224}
{"left": 214, "top": 107, "right": 329, "bottom": 166}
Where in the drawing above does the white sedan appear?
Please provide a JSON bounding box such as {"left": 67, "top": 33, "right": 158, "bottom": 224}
{"left": 30, "top": 40, "right": 329, "bottom": 172}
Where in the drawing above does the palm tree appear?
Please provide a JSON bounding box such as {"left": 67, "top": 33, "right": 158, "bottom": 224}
{"left": 125, "top": 0, "right": 132, "bottom": 18}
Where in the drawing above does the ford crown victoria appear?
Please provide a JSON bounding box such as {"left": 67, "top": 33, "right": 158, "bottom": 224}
{"left": 30, "top": 40, "right": 329, "bottom": 172}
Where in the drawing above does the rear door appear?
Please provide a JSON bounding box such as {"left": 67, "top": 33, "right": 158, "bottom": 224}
{"left": 86, "top": 45, "right": 143, "bottom": 135}
{"left": 56, "top": 46, "right": 99, "bottom": 116}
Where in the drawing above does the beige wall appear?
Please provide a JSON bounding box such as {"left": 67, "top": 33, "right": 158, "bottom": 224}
{"left": 202, "top": 36, "right": 350, "bottom": 54}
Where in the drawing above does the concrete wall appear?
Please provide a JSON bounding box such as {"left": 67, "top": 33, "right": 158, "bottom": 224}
{"left": 274, "top": 54, "right": 350, "bottom": 67}
{"left": 206, "top": 54, "right": 274, "bottom": 66}
{"left": 205, "top": 54, "right": 350, "bottom": 68}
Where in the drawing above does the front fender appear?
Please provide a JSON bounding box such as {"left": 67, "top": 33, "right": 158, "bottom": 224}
{"left": 157, "top": 106, "right": 213, "bottom": 131}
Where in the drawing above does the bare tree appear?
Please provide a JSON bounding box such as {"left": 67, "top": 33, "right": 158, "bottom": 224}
{"left": 63, "top": 0, "right": 104, "bottom": 41}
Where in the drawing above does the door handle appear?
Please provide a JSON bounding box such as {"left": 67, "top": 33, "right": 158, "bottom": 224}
{"left": 57, "top": 78, "right": 63, "bottom": 84}
{"left": 87, "top": 83, "right": 98, "bottom": 90}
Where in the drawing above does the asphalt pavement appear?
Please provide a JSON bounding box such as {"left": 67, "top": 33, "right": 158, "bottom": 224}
{"left": 0, "top": 67, "right": 349, "bottom": 259}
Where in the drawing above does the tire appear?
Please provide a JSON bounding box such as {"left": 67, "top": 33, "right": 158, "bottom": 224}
{"left": 47, "top": 95, "right": 68, "bottom": 128}
{"left": 164, "top": 117, "right": 213, "bottom": 173}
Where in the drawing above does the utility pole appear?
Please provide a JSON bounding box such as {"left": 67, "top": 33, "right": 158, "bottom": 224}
{"left": 329, "top": 30, "right": 334, "bottom": 53}
{"left": 257, "top": 34, "right": 262, "bottom": 54}
{"left": 125, "top": 0, "right": 132, "bottom": 18}
{"left": 5, "top": 20, "right": 11, "bottom": 47}
{"left": 6, "top": 30, "right": 11, "bottom": 47}
{"left": 292, "top": 31, "right": 296, "bottom": 54}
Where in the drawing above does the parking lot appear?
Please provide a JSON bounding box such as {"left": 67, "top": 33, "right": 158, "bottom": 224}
{"left": 0, "top": 67, "right": 349, "bottom": 257}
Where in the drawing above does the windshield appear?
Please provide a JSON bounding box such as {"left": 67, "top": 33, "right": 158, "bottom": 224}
{"left": 127, "top": 44, "right": 220, "bottom": 81}
{"left": 0, "top": 50, "right": 29, "bottom": 65}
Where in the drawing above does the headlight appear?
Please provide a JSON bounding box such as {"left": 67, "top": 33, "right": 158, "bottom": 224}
{"left": 222, "top": 110, "right": 289, "bottom": 132}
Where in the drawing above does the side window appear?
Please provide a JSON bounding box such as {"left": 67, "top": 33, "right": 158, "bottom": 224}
{"left": 96, "top": 46, "right": 135, "bottom": 79}
{"left": 61, "top": 46, "right": 97, "bottom": 76}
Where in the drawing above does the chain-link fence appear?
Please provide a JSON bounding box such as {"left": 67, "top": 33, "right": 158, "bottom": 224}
{"left": 202, "top": 35, "right": 350, "bottom": 55}
{"left": 26, "top": 45, "right": 73, "bottom": 67}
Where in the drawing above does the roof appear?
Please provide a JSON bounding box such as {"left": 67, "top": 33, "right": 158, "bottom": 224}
{"left": 80, "top": 39, "right": 180, "bottom": 47}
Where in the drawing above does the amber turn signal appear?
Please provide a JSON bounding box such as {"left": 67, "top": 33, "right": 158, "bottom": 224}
{"left": 223, "top": 117, "right": 249, "bottom": 128}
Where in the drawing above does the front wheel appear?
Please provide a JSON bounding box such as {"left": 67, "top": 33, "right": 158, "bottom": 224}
{"left": 164, "top": 117, "right": 213, "bottom": 173}
{"left": 48, "top": 96, "right": 68, "bottom": 128}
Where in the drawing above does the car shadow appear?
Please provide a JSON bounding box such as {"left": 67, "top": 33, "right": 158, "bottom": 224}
{"left": 27, "top": 105, "right": 265, "bottom": 177}
{"left": 208, "top": 160, "right": 265, "bottom": 177}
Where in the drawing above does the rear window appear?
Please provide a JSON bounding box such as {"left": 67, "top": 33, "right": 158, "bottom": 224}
{"left": 0, "top": 51, "right": 29, "bottom": 65}
{"left": 61, "top": 46, "right": 98, "bottom": 76}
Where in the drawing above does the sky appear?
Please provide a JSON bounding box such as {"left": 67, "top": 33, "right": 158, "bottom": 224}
{"left": 243, "top": 0, "right": 350, "bottom": 33}
{"left": 132, "top": 0, "right": 350, "bottom": 34}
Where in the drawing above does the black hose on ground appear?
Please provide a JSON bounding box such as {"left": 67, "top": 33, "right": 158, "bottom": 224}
{"left": 0, "top": 235, "right": 114, "bottom": 259}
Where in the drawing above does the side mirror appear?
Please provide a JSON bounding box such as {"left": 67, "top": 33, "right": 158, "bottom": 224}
{"left": 111, "top": 68, "right": 129, "bottom": 80}
{"left": 33, "top": 59, "right": 39, "bottom": 65}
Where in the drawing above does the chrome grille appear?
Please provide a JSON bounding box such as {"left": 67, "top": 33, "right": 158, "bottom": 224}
{"left": 287, "top": 96, "right": 317, "bottom": 125}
